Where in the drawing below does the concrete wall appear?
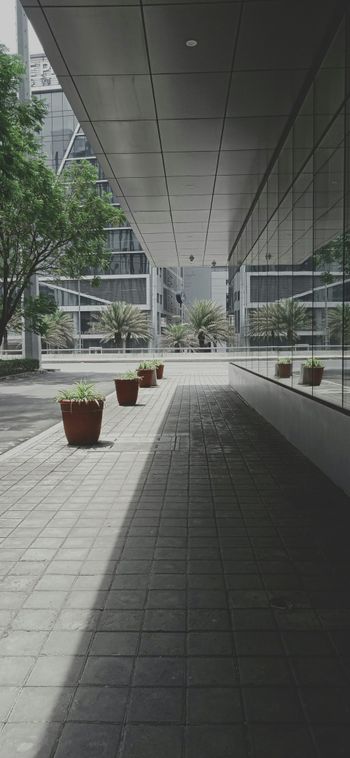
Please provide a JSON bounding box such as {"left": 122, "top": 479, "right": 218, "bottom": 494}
{"left": 183, "top": 267, "right": 211, "bottom": 307}
{"left": 211, "top": 268, "right": 228, "bottom": 311}
{"left": 229, "top": 363, "right": 350, "bottom": 496}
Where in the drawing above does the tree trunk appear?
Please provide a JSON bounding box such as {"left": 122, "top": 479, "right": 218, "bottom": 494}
{"left": 198, "top": 332, "right": 205, "bottom": 349}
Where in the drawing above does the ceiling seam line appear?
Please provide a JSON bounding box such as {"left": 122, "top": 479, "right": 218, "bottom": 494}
{"left": 201, "top": 0, "right": 245, "bottom": 267}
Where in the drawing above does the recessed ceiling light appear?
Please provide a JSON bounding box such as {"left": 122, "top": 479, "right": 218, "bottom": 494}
{"left": 186, "top": 39, "right": 198, "bottom": 47}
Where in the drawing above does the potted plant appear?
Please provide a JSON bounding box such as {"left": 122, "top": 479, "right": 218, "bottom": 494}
{"left": 153, "top": 359, "right": 165, "bottom": 380}
{"left": 137, "top": 361, "right": 157, "bottom": 388}
{"left": 300, "top": 357, "right": 324, "bottom": 386}
{"left": 115, "top": 370, "right": 141, "bottom": 406}
{"left": 56, "top": 380, "right": 105, "bottom": 445}
{"left": 275, "top": 357, "right": 293, "bottom": 378}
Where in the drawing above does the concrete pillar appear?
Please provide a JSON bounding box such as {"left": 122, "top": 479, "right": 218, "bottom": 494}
{"left": 17, "top": 1, "right": 41, "bottom": 364}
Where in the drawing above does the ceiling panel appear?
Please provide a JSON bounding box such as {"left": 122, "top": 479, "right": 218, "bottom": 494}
{"left": 126, "top": 196, "right": 170, "bottom": 212}
{"left": 118, "top": 177, "right": 167, "bottom": 196}
{"left": 144, "top": 3, "right": 241, "bottom": 74}
{"left": 215, "top": 175, "right": 263, "bottom": 193}
{"left": 227, "top": 69, "right": 307, "bottom": 117}
{"left": 45, "top": 6, "right": 148, "bottom": 74}
{"left": 235, "top": 1, "right": 331, "bottom": 71}
{"left": 218, "top": 150, "right": 273, "bottom": 175}
{"left": 73, "top": 75, "right": 155, "bottom": 120}
{"left": 108, "top": 153, "right": 164, "bottom": 178}
{"left": 169, "top": 195, "right": 212, "bottom": 211}
{"left": 167, "top": 176, "right": 215, "bottom": 195}
{"left": 222, "top": 117, "right": 287, "bottom": 151}
{"left": 163, "top": 152, "right": 218, "bottom": 176}
{"left": 159, "top": 119, "right": 222, "bottom": 152}
{"left": 93, "top": 120, "right": 160, "bottom": 153}
{"left": 153, "top": 73, "right": 229, "bottom": 118}
{"left": 212, "top": 194, "right": 255, "bottom": 210}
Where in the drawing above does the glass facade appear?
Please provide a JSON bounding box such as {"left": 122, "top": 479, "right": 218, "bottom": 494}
{"left": 229, "top": 16, "right": 350, "bottom": 411}
{"left": 35, "top": 90, "right": 78, "bottom": 172}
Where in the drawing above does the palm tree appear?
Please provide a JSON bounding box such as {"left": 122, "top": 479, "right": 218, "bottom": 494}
{"left": 249, "top": 303, "right": 277, "bottom": 341}
{"left": 187, "top": 299, "right": 231, "bottom": 349}
{"left": 92, "top": 301, "right": 151, "bottom": 351}
{"left": 162, "top": 322, "right": 193, "bottom": 351}
{"left": 329, "top": 304, "right": 350, "bottom": 343}
{"left": 41, "top": 311, "right": 74, "bottom": 349}
{"left": 249, "top": 299, "right": 309, "bottom": 345}
{"left": 274, "top": 299, "right": 310, "bottom": 344}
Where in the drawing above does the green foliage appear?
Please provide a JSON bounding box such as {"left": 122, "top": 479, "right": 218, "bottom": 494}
{"left": 0, "top": 47, "right": 126, "bottom": 346}
{"left": 0, "top": 358, "right": 39, "bottom": 377}
{"left": 314, "top": 232, "right": 350, "bottom": 278}
{"left": 277, "top": 357, "right": 292, "bottom": 364}
{"left": 162, "top": 322, "right": 193, "bottom": 349}
{"left": 329, "top": 304, "right": 350, "bottom": 343}
{"left": 41, "top": 311, "right": 74, "bottom": 348}
{"left": 249, "top": 299, "right": 310, "bottom": 344}
{"left": 153, "top": 359, "right": 164, "bottom": 367}
{"left": 56, "top": 380, "right": 105, "bottom": 403}
{"left": 187, "top": 299, "right": 231, "bottom": 348}
{"left": 0, "top": 45, "right": 46, "bottom": 197}
{"left": 92, "top": 302, "right": 150, "bottom": 349}
{"left": 120, "top": 370, "right": 140, "bottom": 380}
{"left": 138, "top": 361, "right": 155, "bottom": 370}
{"left": 304, "top": 357, "right": 324, "bottom": 368}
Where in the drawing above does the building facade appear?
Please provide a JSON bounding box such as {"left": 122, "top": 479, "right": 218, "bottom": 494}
{"left": 32, "top": 55, "right": 183, "bottom": 349}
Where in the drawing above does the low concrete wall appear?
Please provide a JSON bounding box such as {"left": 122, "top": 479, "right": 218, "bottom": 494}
{"left": 229, "top": 363, "right": 350, "bottom": 496}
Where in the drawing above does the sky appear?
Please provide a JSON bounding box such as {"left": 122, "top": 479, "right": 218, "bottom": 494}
{"left": 0, "top": 0, "right": 43, "bottom": 54}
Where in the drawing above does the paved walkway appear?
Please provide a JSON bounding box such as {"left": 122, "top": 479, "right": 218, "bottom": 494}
{"left": 0, "top": 364, "right": 350, "bottom": 758}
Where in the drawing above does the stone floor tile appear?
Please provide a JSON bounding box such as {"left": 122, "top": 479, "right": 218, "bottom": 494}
{"left": 120, "top": 725, "right": 183, "bottom": 758}
{"left": 185, "top": 725, "right": 248, "bottom": 758}
{"left": 68, "top": 686, "right": 128, "bottom": 723}
{"left": 133, "top": 657, "right": 185, "bottom": 687}
{"left": 80, "top": 656, "right": 133, "bottom": 686}
{"left": 54, "top": 723, "right": 121, "bottom": 758}
{"left": 9, "top": 685, "right": 73, "bottom": 722}
{"left": 27, "top": 656, "right": 84, "bottom": 686}
{"left": 0, "top": 722, "right": 61, "bottom": 758}
{"left": 187, "top": 687, "right": 243, "bottom": 723}
{"left": 127, "top": 687, "right": 183, "bottom": 722}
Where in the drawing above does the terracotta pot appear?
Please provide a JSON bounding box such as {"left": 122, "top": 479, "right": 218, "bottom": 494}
{"left": 115, "top": 378, "right": 140, "bottom": 406}
{"left": 59, "top": 400, "right": 104, "bottom": 445}
{"left": 276, "top": 363, "right": 292, "bottom": 378}
{"left": 137, "top": 368, "right": 156, "bottom": 388}
{"left": 156, "top": 364, "right": 164, "bottom": 379}
{"left": 302, "top": 366, "right": 324, "bottom": 386}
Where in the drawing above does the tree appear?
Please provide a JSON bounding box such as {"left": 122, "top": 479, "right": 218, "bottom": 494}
{"left": 162, "top": 322, "right": 193, "bottom": 351}
{"left": 92, "top": 302, "right": 151, "bottom": 351}
{"left": 0, "top": 293, "right": 57, "bottom": 350}
{"left": 41, "top": 311, "right": 74, "bottom": 349}
{"left": 249, "top": 303, "right": 277, "bottom": 341}
{"left": 187, "top": 299, "right": 231, "bottom": 349}
{"left": 329, "top": 304, "right": 350, "bottom": 344}
{"left": 313, "top": 235, "right": 348, "bottom": 346}
{"left": 0, "top": 46, "right": 125, "bottom": 347}
{"left": 249, "top": 299, "right": 310, "bottom": 345}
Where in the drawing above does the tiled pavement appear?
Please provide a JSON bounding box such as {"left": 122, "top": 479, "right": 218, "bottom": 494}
{"left": 1, "top": 363, "right": 350, "bottom": 758}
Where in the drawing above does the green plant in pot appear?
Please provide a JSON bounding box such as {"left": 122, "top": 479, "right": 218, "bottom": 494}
{"left": 137, "top": 360, "right": 157, "bottom": 388}
{"left": 275, "top": 357, "right": 293, "bottom": 379}
{"left": 115, "top": 370, "right": 141, "bottom": 406}
{"left": 56, "top": 380, "right": 105, "bottom": 445}
{"left": 301, "top": 357, "right": 325, "bottom": 386}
